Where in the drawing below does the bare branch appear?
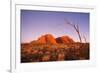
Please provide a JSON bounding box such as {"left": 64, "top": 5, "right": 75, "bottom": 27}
{"left": 83, "top": 35, "right": 87, "bottom": 43}
{"left": 65, "top": 20, "right": 82, "bottom": 43}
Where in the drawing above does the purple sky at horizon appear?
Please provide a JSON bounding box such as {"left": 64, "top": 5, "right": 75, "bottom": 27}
{"left": 21, "top": 10, "right": 89, "bottom": 43}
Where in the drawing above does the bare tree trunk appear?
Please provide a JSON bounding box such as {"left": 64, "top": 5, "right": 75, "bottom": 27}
{"left": 74, "top": 25, "right": 82, "bottom": 43}
{"left": 65, "top": 20, "right": 82, "bottom": 43}
{"left": 83, "top": 35, "right": 87, "bottom": 43}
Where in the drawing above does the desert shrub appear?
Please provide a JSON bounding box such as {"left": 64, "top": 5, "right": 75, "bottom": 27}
{"left": 50, "top": 51, "right": 58, "bottom": 61}
{"left": 42, "top": 55, "right": 51, "bottom": 61}
{"left": 65, "top": 48, "right": 79, "bottom": 60}
{"left": 57, "top": 53, "right": 65, "bottom": 61}
{"left": 21, "top": 43, "right": 89, "bottom": 62}
{"left": 78, "top": 43, "right": 89, "bottom": 59}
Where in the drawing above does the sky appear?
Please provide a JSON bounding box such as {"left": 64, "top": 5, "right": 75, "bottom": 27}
{"left": 21, "top": 10, "right": 89, "bottom": 43}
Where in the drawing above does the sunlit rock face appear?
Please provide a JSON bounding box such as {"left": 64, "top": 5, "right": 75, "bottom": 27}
{"left": 30, "top": 34, "right": 75, "bottom": 45}
{"left": 37, "top": 34, "right": 57, "bottom": 44}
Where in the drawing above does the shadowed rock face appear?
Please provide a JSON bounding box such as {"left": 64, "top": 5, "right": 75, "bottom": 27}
{"left": 56, "top": 36, "right": 74, "bottom": 44}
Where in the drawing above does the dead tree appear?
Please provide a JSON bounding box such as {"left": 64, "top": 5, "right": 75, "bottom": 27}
{"left": 65, "top": 20, "right": 82, "bottom": 43}
{"left": 83, "top": 34, "right": 87, "bottom": 43}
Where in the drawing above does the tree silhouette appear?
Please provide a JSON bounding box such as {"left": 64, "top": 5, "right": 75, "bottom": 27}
{"left": 83, "top": 34, "right": 87, "bottom": 43}
{"left": 65, "top": 20, "right": 82, "bottom": 43}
